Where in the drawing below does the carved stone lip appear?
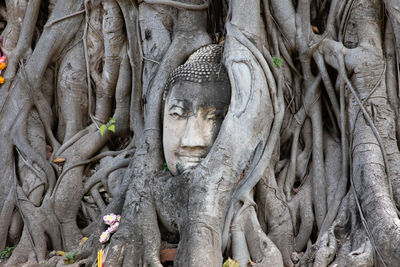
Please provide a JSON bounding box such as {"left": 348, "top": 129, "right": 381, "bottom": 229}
{"left": 176, "top": 150, "right": 207, "bottom": 158}
{"left": 178, "top": 155, "right": 205, "bottom": 163}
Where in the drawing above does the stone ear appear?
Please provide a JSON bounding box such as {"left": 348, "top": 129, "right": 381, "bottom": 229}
{"left": 227, "top": 60, "right": 253, "bottom": 118}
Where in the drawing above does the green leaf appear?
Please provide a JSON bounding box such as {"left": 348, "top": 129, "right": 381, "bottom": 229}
{"left": 108, "top": 124, "right": 115, "bottom": 133}
{"left": 0, "top": 246, "right": 15, "bottom": 259}
{"left": 109, "top": 117, "right": 115, "bottom": 124}
{"left": 163, "top": 162, "right": 169, "bottom": 171}
{"left": 65, "top": 251, "right": 78, "bottom": 261}
{"left": 272, "top": 56, "right": 283, "bottom": 68}
{"left": 100, "top": 124, "right": 107, "bottom": 136}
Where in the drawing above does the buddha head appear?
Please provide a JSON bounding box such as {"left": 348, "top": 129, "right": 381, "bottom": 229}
{"left": 163, "top": 45, "right": 231, "bottom": 175}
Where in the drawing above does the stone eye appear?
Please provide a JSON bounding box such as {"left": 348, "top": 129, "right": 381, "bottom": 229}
{"left": 169, "top": 106, "right": 186, "bottom": 119}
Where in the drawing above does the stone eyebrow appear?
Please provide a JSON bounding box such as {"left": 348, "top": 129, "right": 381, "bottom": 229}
{"left": 169, "top": 99, "right": 192, "bottom": 110}
{"left": 168, "top": 104, "right": 184, "bottom": 111}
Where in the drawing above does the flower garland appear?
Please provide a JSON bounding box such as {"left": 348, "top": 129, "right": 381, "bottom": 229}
{"left": 0, "top": 55, "right": 6, "bottom": 84}
{"left": 99, "top": 213, "right": 121, "bottom": 243}
{"left": 0, "top": 39, "right": 6, "bottom": 84}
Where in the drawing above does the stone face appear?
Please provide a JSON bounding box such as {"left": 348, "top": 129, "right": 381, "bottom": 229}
{"left": 163, "top": 80, "right": 230, "bottom": 175}
{"left": 162, "top": 45, "right": 231, "bottom": 175}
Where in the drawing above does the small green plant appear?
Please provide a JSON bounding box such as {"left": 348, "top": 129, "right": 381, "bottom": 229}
{"left": 100, "top": 117, "right": 116, "bottom": 136}
{"left": 64, "top": 251, "right": 78, "bottom": 264}
{"left": 272, "top": 56, "right": 283, "bottom": 68}
{"left": 0, "top": 246, "right": 16, "bottom": 259}
{"left": 163, "top": 162, "right": 169, "bottom": 171}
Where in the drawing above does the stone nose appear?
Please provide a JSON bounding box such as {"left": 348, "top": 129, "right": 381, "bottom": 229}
{"left": 181, "top": 115, "right": 207, "bottom": 148}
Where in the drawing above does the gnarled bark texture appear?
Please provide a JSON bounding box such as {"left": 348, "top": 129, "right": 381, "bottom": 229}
{"left": 0, "top": 0, "right": 399, "bottom": 266}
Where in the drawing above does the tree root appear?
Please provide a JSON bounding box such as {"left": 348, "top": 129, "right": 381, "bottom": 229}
{"left": 233, "top": 205, "right": 284, "bottom": 266}
{"left": 256, "top": 166, "right": 294, "bottom": 266}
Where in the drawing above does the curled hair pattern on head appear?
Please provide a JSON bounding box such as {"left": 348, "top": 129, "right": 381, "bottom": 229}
{"left": 163, "top": 44, "right": 229, "bottom": 100}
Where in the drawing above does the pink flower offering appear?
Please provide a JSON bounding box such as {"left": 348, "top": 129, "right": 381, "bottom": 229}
{"left": 107, "top": 222, "right": 119, "bottom": 233}
{"left": 99, "top": 231, "right": 110, "bottom": 243}
{"left": 103, "top": 213, "right": 118, "bottom": 225}
{"left": 100, "top": 213, "right": 121, "bottom": 242}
